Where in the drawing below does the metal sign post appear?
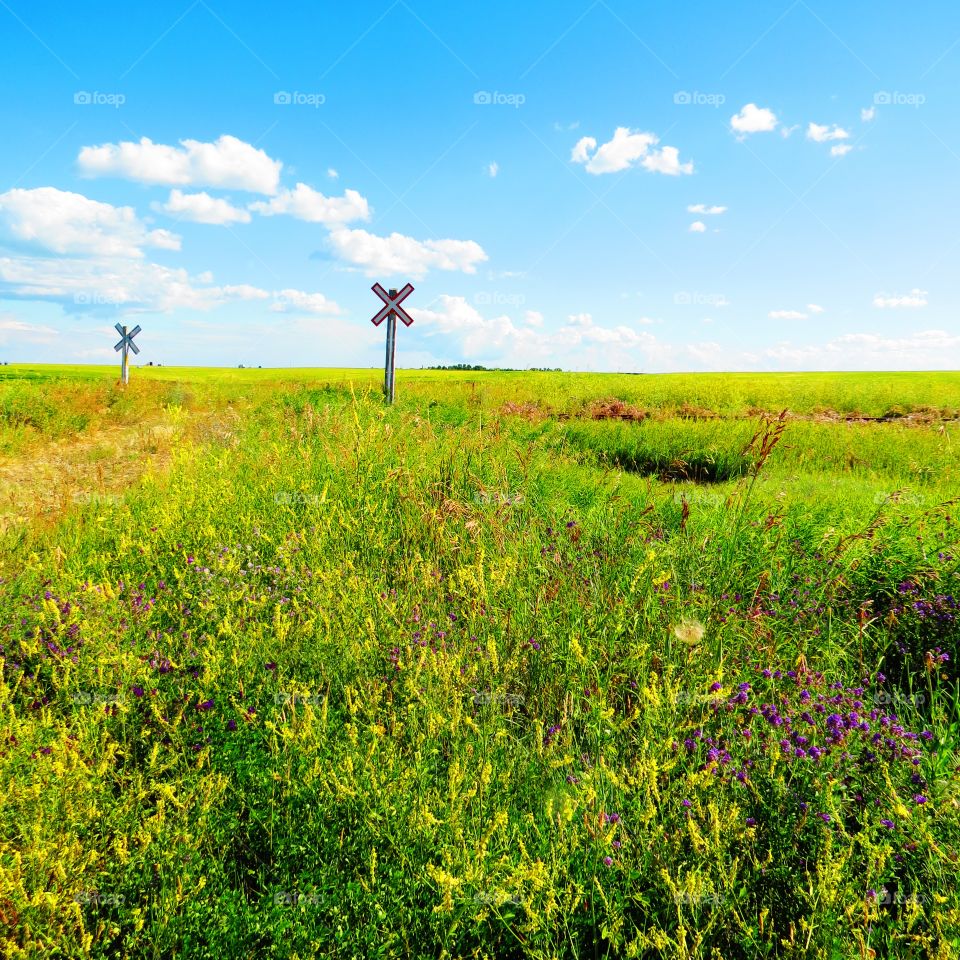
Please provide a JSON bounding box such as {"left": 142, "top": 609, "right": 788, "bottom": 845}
{"left": 113, "top": 323, "right": 141, "bottom": 385}
{"left": 370, "top": 282, "right": 414, "bottom": 404}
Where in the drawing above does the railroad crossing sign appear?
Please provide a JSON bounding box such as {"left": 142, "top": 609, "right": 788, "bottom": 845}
{"left": 370, "top": 283, "right": 414, "bottom": 404}
{"left": 114, "top": 323, "right": 141, "bottom": 386}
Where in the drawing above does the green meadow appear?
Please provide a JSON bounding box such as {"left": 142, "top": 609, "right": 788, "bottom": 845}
{"left": 1, "top": 364, "right": 958, "bottom": 958}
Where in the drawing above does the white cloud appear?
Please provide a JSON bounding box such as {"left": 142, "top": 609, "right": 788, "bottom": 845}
{"left": 762, "top": 330, "right": 960, "bottom": 368}
{"left": 270, "top": 288, "right": 341, "bottom": 315}
{"left": 327, "top": 168, "right": 339, "bottom": 179}
{"left": 155, "top": 189, "right": 251, "bottom": 225}
{"left": 0, "top": 253, "right": 273, "bottom": 313}
{"left": 0, "top": 315, "right": 58, "bottom": 343}
{"left": 326, "top": 227, "right": 488, "bottom": 278}
{"left": 689, "top": 221, "right": 707, "bottom": 233}
{"left": 807, "top": 122, "right": 851, "bottom": 143}
{"left": 487, "top": 161, "right": 499, "bottom": 178}
{"left": 769, "top": 309, "right": 807, "bottom": 320}
{"left": 832, "top": 330, "right": 956, "bottom": 352}
{"left": 571, "top": 127, "right": 692, "bottom": 175}
{"left": 249, "top": 183, "right": 369, "bottom": 224}
{"left": 730, "top": 104, "right": 778, "bottom": 135}
{"left": 830, "top": 144, "right": 853, "bottom": 157}
{"left": 78, "top": 135, "right": 283, "bottom": 194}
{"left": 411, "top": 295, "right": 669, "bottom": 369}
{"left": 873, "top": 288, "right": 928, "bottom": 308}
{"left": 570, "top": 136, "right": 597, "bottom": 164}
{"left": 807, "top": 303, "right": 825, "bottom": 314}
{"left": 524, "top": 310, "right": 543, "bottom": 326}
{"left": 642, "top": 145, "right": 694, "bottom": 176}
{"left": 687, "top": 204, "right": 726, "bottom": 215}
{"left": 0, "top": 186, "right": 180, "bottom": 258}
{"left": 861, "top": 106, "right": 876, "bottom": 122}
{"left": 352, "top": 297, "right": 960, "bottom": 370}
{"left": 780, "top": 124, "right": 800, "bottom": 138}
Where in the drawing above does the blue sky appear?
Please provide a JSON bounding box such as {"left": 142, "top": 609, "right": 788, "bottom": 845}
{"left": 0, "top": 0, "right": 958, "bottom": 371}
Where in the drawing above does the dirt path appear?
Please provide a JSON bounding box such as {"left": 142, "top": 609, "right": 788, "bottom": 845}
{"left": 0, "top": 408, "right": 238, "bottom": 533}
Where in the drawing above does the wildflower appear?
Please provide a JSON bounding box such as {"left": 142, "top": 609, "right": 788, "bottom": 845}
{"left": 227, "top": 719, "right": 237, "bottom": 731}
{"left": 819, "top": 813, "right": 832, "bottom": 823}
{"left": 197, "top": 699, "right": 214, "bottom": 711}
{"left": 602, "top": 856, "right": 613, "bottom": 867}
{"left": 746, "top": 817, "right": 756, "bottom": 827}
{"left": 709, "top": 682, "right": 722, "bottom": 692}
{"left": 682, "top": 799, "right": 692, "bottom": 808}
{"left": 132, "top": 686, "right": 144, "bottom": 698}
{"left": 265, "top": 662, "right": 277, "bottom": 671}
{"left": 913, "top": 795, "right": 928, "bottom": 805}
{"left": 612, "top": 840, "right": 622, "bottom": 849}
{"left": 880, "top": 819, "right": 895, "bottom": 829}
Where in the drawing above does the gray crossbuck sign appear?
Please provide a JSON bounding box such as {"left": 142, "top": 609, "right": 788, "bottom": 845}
{"left": 114, "top": 323, "right": 141, "bottom": 385}
{"left": 114, "top": 323, "right": 141, "bottom": 355}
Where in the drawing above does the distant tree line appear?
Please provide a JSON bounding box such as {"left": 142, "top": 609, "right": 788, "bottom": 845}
{"left": 423, "top": 363, "right": 563, "bottom": 372}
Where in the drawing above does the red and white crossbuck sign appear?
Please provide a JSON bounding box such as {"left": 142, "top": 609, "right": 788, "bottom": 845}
{"left": 370, "top": 282, "right": 414, "bottom": 404}
{"left": 370, "top": 282, "right": 415, "bottom": 327}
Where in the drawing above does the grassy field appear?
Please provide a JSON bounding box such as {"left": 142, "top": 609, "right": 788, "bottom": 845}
{"left": 1, "top": 364, "right": 958, "bottom": 959}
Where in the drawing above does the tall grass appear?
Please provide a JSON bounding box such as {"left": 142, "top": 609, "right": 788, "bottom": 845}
{"left": 0, "top": 372, "right": 957, "bottom": 958}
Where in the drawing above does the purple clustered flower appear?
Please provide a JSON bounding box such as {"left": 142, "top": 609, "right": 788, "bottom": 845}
{"left": 674, "top": 664, "right": 935, "bottom": 833}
